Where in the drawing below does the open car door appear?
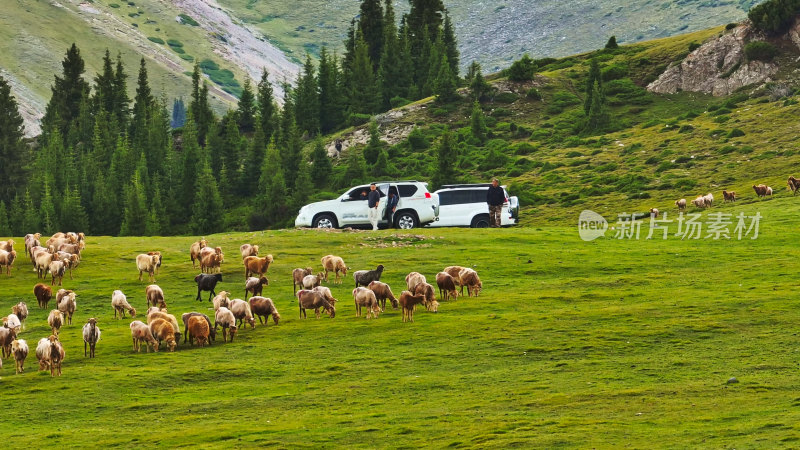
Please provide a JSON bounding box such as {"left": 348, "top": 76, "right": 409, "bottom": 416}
{"left": 377, "top": 183, "right": 390, "bottom": 225}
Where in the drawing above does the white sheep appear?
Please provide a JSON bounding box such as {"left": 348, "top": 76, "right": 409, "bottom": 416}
{"left": 111, "top": 290, "right": 136, "bottom": 318}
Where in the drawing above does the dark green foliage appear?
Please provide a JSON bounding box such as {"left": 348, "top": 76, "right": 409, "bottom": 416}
{"left": 348, "top": 35, "right": 379, "bottom": 115}
{"left": 178, "top": 14, "right": 199, "bottom": 26}
{"left": 363, "top": 121, "right": 383, "bottom": 165}
{"left": 42, "top": 43, "right": 91, "bottom": 143}
{"left": 0, "top": 74, "right": 26, "bottom": 204}
{"left": 470, "top": 101, "right": 488, "bottom": 144}
{"left": 39, "top": 183, "right": 58, "bottom": 234}
{"left": 728, "top": 128, "right": 746, "bottom": 137}
{"left": 507, "top": 54, "right": 536, "bottom": 82}
{"left": 359, "top": 0, "right": 384, "bottom": 68}
{"left": 744, "top": 41, "right": 778, "bottom": 61}
{"left": 605, "top": 36, "right": 619, "bottom": 49}
{"left": 59, "top": 187, "right": 89, "bottom": 233}
{"left": 190, "top": 160, "right": 225, "bottom": 234}
{"left": 295, "top": 54, "right": 320, "bottom": 135}
{"left": 726, "top": 23, "right": 738, "bottom": 30}
{"left": 442, "top": 12, "right": 459, "bottom": 77}
{"left": 601, "top": 64, "right": 627, "bottom": 82}
{"left": 237, "top": 79, "right": 256, "bottom": 133}
{"left": 526, "top": 88, "right": 542, "bottom": 100}
{"left": 0, "top": 201, "right": 9, "bottom": 236}
{"left": 688, "top": 42, "right": 701, "bottom": 52}
{"left": 434, "top": 54, "right": 458, "bottom": 103}
{"left": 310, "top": 138, "right": 332, "bottom": 188}
{"left": 293, "top": 156, "right": 314, "bottom": 209}
{"left": 432, "top": 130, "right": 458, "bottom": 189}
{"left": 147, "top": 37, "right": 165, "bottom": 44}
{"left": 318, "top": 48, "right": 346, "bottom": 133}
{"left": 748, "top": 0, "right": 800, "bottom": 34}
{"left": 257, "top": 69, "right": 277, "bottom": 143}
{"left": 171, "top": 98, "right": 186, "bottom": 128}
{"left": 469, "top": 64, "right": 492, "bottom": 101}
{"left": 342, "top": 148, "right": 367, "bottom": 186}
{"left": 167, "top": 39, "right": 183, "bottom": 48}
{"left": 257, "top": 140, "right": 288, "bottom": 228}
{"left": 584, "top": 59, "right": 602, "bottom": 115}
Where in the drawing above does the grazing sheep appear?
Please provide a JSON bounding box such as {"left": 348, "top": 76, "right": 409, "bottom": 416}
{"left": 367, "top": 281, "right": 399, "bottom": 311}
{"left": 412, "top": 282, "right": 438, "bottom": 312}
{"left": 130, "top": 320, "right": 158, "bottom": 353}
{"left": 240, "top": 244, "right": 259, "bottom": 259}
{"left": 703, "top": 193, "right": 714, "bottom": 207}
{"left": 435, "top": 272, "right": 459, "bottom": 302}
{"left": 214, "top": 307, "right": 238, "bottom": 343}
{"left": 136, "top": 253, "right": 159, "bottom": 282}
{"left": 228, "top": 298, "right": 256, "bottom": 329}
{"left": 0, "top": 238, "right": 13, "bottom": 252}
{"left": 248, "top": 297, "right": 281, "bottom": 326}
{"left": 34, "top": 250, "right": 54, "bottom": 279}
{"left": 0, "top": 249, "right": 16, "bottom": 275}
{"left": 296, "top": 289, "right": 336, "bottom": 319}
{"left": 212, "top": 291, "right": 231, "bottom": 311}
{"left": 243, "top": 254, "right": 273, "bottom": 279}
{"left": 145, "top": 284, "right": 166, "bottom": 309}
{"left": 692, "top": 196, "right": 707, "bottom": 208}
{"left": 302, "top": 274, "right": 322, "bottom": 290}
{"left": 58, "top": 243, "right": 82, "bottom": 256}
{"left": 753, "top": 184, "right": 769, "bottom": 198}
{"left": 147, "top": 251, "right": 162, "bottom": 275}
{"left": 47, "top": 335, "right": 65, "bottom": 377}
{"left": 2, "top": 314, "right": 21, "bottom": 333}
{"left": 312, "top": 286, "right": 338, "bottom": 308}
{"left": 675, "top": 198, "right": 687, "bottom": 210}
{"left": 111, "top": 290, "right": 136, "bottom": 319}
{"left": 49, "top": 258, "right": 68, "bottom": 286}
{"left": 187, "top": 315, "right": 210, "bottom": 347}
{"left": 244, "top": 276, "right": 269, "bottom": 299}
{"left": 353, "top": 287, "right": 381, "bottom": 319}
{"left": 398, "top": 291, "right": 427, "bottom": 322}
{"left": 149, "top": 318, "right": 177, "bottom": 352}
{"left": 353, "top": 264, "right": 385, "bottom": 287}
{"left": 195, "top": 273, "right": 223, "bottom": 302}
{"left": 181, "top": 312, "right": 216, "bottom": 344}
{"left": 36, "top": 337, "right": 51, "bottom": 371}
{"left": 405, "top": 272, "right": 427, "bottom": 291}
{"left": 34, "top": 283, "right": 53, "bottom": 309}
{"left": 11, "top": 339, "right": 28, "bottom": 374}
{"left": 649, "top": 208, "right": 659, "bottom": 218}
{"left": 189, "top": 238, "right": 208, "bottom": 268}
{"left": 24, "top": 233, "right": 41, "bottom": 257}
{"left": 0, "top": 326, "right": 16, "bottom": 358}
{"left": 11, "top": 302, "right": 28, "bottom": 330}
{"left": 321, "top": 255, "right": 348, "bottom": 284}
{"left": 47, "top": 310, "right": 64, "bottom": 336}
{"left": 789, "top": 176, "right": 800, "bottom": 194}
{"left": 767, "top": 186, "right": 773, "bottom": 196}
{"left": 146, "top": 310, "right": 181, "bottom": 343}
{"left": 56, "top": 290, "right": 76, "bottom": 325}
{"left": 292, "top": 267, "right": 313, "bottom": 293}
{"left": 459, "top": 268, "right": 483, "bottom": 297}
{"left": 82, "top": 318, "right": 100, "bottom": 358}
{"left": 200, "top": 252, "right": 223, "bottom": 274}
{"left": 722, "top": 190, "right": 737, "bottom": 202}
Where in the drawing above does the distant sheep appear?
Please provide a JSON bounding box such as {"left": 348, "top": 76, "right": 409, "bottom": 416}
{"left": 112, "top": 290, "right": 136, "bottom": 319}
{"left": 56, "top": 290, "right": 77, "bottom": 325}
{"left": 36, "top": 337, "right": 51, "bottom": 371}
{"left": 435, "top": 272, "right": 459, "bottom": 302}
{"left": 352, "top": 287, "right": 381, "bottom": 319}
{"left": 11, "top": 302, "right": 28, "bottom": 330}
{"left": 34, "top": 283, "right": 53, "bottom": 309}
{"left": 214, "top": 307, "right": 238, "bottom": 343}
{"left": 692, "top": 196, "right": 707, "bottom": 208}
{"left": 181, "top": 312, "right": 216, "bottom": 344}
{"left": 292, "top": 267, "right": 313, "bottom": 293}
{"left": 296, "top": 289, "right": 336, "bottom": 319}
{"left": 722, "top": 190, "right": 737, "bottom": 202}
{"left": 248, "top": 297, "right": 280, "bottom": 326}
{"left": 789, "top": 176, "right": 800, "bottom": 194}
{"left": 244, "top": 276, "right": 269, "bottom": 299}
{"left": 353, "top": 264, "right": 385, "bottom": 287}
{"left": 240, "top": 244, "right": 259, "bottom": 260}
{"left": 321, "top": 255, "right": 348, "bottom": 284}
{"left": 145, "top": 284, "right": 166, "bottom": 309}
{"left": 243, "top": 254, "right": 273, "bottom": 279}
{"left": 82, "top": 318, "right": 101, "bottom": 358}
{"left": 399, "top": 291, "right": 426, "bottom": 323}
{"left": 136, "top": 253, "right": 159, "bottom": 282}
{"left": 195, "top": 273, "right": 223, "bottom": 302}
{"left": 228, "top": 298, "right": 256, "bottom": 329}
{"left": 11, "top": 339, "right": 28, "bottom": 374}
{"left": 405, "top": 272, "right": 427, "bottom": 291}
{"left": 703, "top": 193, "right": 714, "bottom": 207}
{"left": 130, "top": 320, "right": 158, "bottom": 353}
{"left": 675, "top": 198, "right": 687, "bottom": 210}
{"left": 367, "top": 281, "right": 398, "bottom": 311}
{"left": 0, "top": 326, "right": 16, "bottom": 358}
{"left": 189, "top": 238, "right": 208, "bottom": 268}
{"left": 649, "top": 208, "right": 659, "bottom": 218}
{"left": 753, "top": 184, "right": 769, "bottom": 198}
{"left": 0, "top": 249, "right": 16, "bottom": 275}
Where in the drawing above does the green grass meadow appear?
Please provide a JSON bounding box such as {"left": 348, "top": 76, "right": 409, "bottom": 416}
{"left": 3, "top": 197, "right": 800, "bottom": 446}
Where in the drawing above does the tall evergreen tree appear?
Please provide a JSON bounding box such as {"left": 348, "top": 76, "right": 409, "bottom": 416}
{"left": 363, "top": 121, "right": 383, "bottom": 165}
{"left": 94, "top": 49, "right": 116, "bottom": 116}
{"left": 584, "top": 59, "right": 603, "bottom": 115}
{"left": 179, "top": 116, "right": 203, "bottom": 219}
{"left": 0, "top": 201, "right": 10, "bottom": 237}
{"left": 434, "top": 54, "right": 458, "bottom": 103}
{"left": 378, "top": 0, "right": 410, "bottom": 108}
{"left": 59, "top": 187, "right": 89, "bottom": 233}
{"left": 257, "top": 139, "right": 288, "bottom": 227}
{"left": 145, "top": 178, "right": 168, "bottom": 235}
{"left": 309, "top": 138, "right": 332, "bottom": 188}
{"left": 292, "top": 156, "right": 313, "bottom": 209}
{"left": 22, "top": 190, "right": 40, "bottom": 233}
{"left": 442, "top": 12, "right": 460, "bottom": 78}
{"left": 257, "top": 69, "right": 277, "bottom": 143}
{"left": 8, "top": 195, "right": 23, "bottom": 235}
{"left": 171, "top": 98, "right": 187, "bottom": 128}
{"left": 222, "top": 114, "right": 242, "bottom": 181}
{"left": 468, "top": 62, "right": 491, "bottom": 101}
{"left": 0, "top": 74, "right": 26, "bottom": 204}
{"left": 119, "top": 170, "right": 147, "bottom": 236}
{"left": 343, "top": 148, "right": 367, "bottom": 186}
{"left": 190, "top": 159, "right": 225, "bottom": 234}
{"left": 113, "top": 52, "right": 131, "bottom": 129}
{"left": 280, "top": 116, "right": 303, "bottom": 187}
{"left": 189, "top": 63, "right": 214, "bottom": 145}
{"left": 432, "top": 130, "right": 458, "bottom": 189}
{"left": 131, "top": 58, "right": 154, "bottom": 154}
{"left": 91, "top": 172, "right": 120, "bottom": 235}
{"left": 237, "top": 78, "right": 256, "bottom": 133}
{"left": 358, "top": 0, "right": 384, "bottom": 69}
{"left": 294, "top": 54, "right": 320, "bottom": 135}
{"left": 240, "top": 123, "right": 266, "bottom": 197}
{"left": 39, "top": 183, "right": 58, "bottom": 234}
{"left": 470, "top": 101, "right": 487, "bottom": 144}
{"left": 584, "top": 83, "right": 609, "bottom": 134}
{"left": 42, "top": 43, "right": 91, "bottom": 142}
{"left": 349, "top": 35, "right": 379, "bottom": 115}
{"left": 318, "top": 48, "right": 345, "bottom": 133}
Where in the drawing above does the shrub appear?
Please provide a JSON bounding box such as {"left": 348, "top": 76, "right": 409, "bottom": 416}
{"left": 727, "top": 128, "right": 745, "bottom": 138}
{"left": 178, "top": 13, "right": 199, "bottom": 26}
{"left": 673, "top": 178, "right": 698, "bottom": 189}
{"left": 744, "top": 41, "right": 778, "bottom": 61}
{"left": 714, "top": 115, "right": 730, "bottom": 123}
{"left": 172, "top": 47, "right": 186, "bottom": 54}
{"left": 645, "top": 156, "right": 660, "bottom": 165}
{"left": 748, "top": 0, "right": 800, "bottom": 34}
{"left": 348, "top": 113, "right": 371, "bottom": 127}
{"left": 605, "top": 36, "right": 619, "bottom": 49}
{"left": 179, "top": 54, "right": 194, "bottom": 62}
{"left": 601, "top": 64, "right": 627, "bottom": 82}
{"left": 507, "top": 54, "right": 536, "bottom": 81}
{"left": 407, "top": 128, "right": 430, "bottom": 151}
{"left": 566, "top": 151, "right": 583, "bottom": 158}
{"left": 688, "top": 42, "right": 701, "bottom": 52}
{"left": 514, "top": 143, "right": 537, "bottom": 155}
{"left": 390, "top": 96, "right": 411, "bottom": 108}
{"left": 199, "top": 59, "right": 219, "bottom": 71}
{"left": 109, "top": 3, "right": 120, "bottom": 7}
{"left": 492, "top": 108, "right": 512, "bottom": 117}
{"left": 726, "top": 22, "right": 738, "bottom": 30}
{"left": 738, "top": 145, "right": 754, "bottom": 154}
{"left": 674, "top": 155, "right": 691, "bottom": 164}
{"left": 147, "top": 37, "right": 165, "bottom": 44}
{"left": 678, "top": 125, "right": 694, "bottom": 133}
{"left": 495, "top": 92, "right": 519, "bottom": 103}
{"left": 526, "top": 88, "right": 542, "bottom": 100}
{"left": 719, "top": 145, "right": 737, "bottom": 154}
{"left": 656, "top": 162, "right": 673, "bottom": 172}
{"left": 167, "top": 39, "right": 184, "bottom": 48}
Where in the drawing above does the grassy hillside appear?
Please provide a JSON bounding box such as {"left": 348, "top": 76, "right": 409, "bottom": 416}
{"left": 3, "top": 196, "right": 800, "bottom": 446}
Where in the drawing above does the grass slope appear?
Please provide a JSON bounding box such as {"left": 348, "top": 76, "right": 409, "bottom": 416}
{"left": 3, "top": 195, "right": 800, "bottom": 446}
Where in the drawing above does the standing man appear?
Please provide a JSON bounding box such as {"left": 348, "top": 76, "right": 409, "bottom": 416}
{"left": 486, "top": 178, "right": 505, "bottom": 228}
{"left": 385, "top": 189, "right": 399, "bottom": 227}
{"left": 367, "top": 183, "right": 381, "bottom": 231}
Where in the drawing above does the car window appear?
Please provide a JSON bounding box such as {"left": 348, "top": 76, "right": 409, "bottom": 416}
{"left": 438, "top": 191, "right": 454, "bottom": 206}
{"left": 347, "top": 187, "right": 370, "bottom": 201}
{"left": 398, "top": 185, "right": 419, "bottom": 197}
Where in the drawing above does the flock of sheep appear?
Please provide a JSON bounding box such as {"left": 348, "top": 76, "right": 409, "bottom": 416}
{"left": 0, "top": 234, "right": 483, "bottom": 377}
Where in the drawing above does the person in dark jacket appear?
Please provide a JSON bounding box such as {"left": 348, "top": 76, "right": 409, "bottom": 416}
{"left": 367, "top": 183, "right": 381, "bottom": 230}
{"left": 486, "top": 178, "right": 506, "bottom": 227}
{"left": 385, "top": 189, "right": 399, "bottom": 226}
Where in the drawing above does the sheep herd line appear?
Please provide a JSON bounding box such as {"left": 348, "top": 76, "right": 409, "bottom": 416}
{"left": 665, "top": 177, "right": 800, "bottom": 214}
{"left": 0, "top": 234, "right": 483, "bottom": 378}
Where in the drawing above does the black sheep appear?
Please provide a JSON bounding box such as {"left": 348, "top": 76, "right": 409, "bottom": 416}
{"left": 195, "top": 273, "right": 223, "bottom": 302}
{"left": 353, "top": 264, "right": 385, "bottom": 287}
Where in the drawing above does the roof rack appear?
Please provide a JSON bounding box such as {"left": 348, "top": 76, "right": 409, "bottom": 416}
{"left": 439, "top": 183, "right": 493, "bottom": 189}
{"left": 370, "top": 180, "right": 420, "bottom": 184}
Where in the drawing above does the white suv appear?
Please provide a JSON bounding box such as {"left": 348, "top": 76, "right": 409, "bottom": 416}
{"left": 295, "top": 181, "right": 440, "bottom": 229}
{"left": 428, "top": 184, "right": 519, "bottom": 228}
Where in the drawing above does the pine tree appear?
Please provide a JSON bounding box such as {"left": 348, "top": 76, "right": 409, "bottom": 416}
{"left": 294, "top": 54, "right": 320, "bottom": 135}
{"left": 343, "top": 148, "right": 367, "bottom": 186}
{"left": 407, "top": 0, "right": 446, "bottom": 45}
{"left": 59, "top": 187, "right": 89, "bottom": 233}
{"left": 416, "top": 28, "right": 434, "bottom": 97}
{"left": 120, "top": 170, "right": 148, "bottom": 236}
{"left": 584, "top": 59, "right": 602, "bottom": 115}
{"left": 146, "top": 99, "right": 170, "bottom": 177}
{"left": 584, "top": 83, "right": 609, "bottom": 134}
{"left": 190, "top": 63, "right": 214, "bottom": 145}
{"left": 349, "top": 35, "right": 379, "bottom": 115}
{"left": 39, "top": 183, "right": 58, "bottom": 234}
{"left": 371, "top": 146, "right": 395, "bottom": 178}
{"left": 145, "top": 178, "right": 168, "bottom": 235}
{"left": 240, "top": 124, "right": 266, "bottom": 197}
{"left": 22, "top": 190, "right": 40, "bottom": 234}
{"left": 605, "top": 36, "right": 619, "bottom": 49}
{"left": 434, "top": 54, "right": 458, "bottom": 103}
{"left": 318, "top": 48, "right": 345, "bottom": 133}
{"left": 179, "top": 116, "right": 203, "bottom": 219}
{"left": 113, "top": 52, "right": 131, "bottom": 129}
{"left": 0, "top": 201, "right": 10, "bottom": 237}
{"left": 442, "top": 12, "right": 460, "bottom": 78}
{"left": 293, "top": 156, "right": 313, "bottom": 209}
{"left": 110, "top": 134, "right": 135, "bottom": 197}
{"left": 42, "top": 43, "right": 91, "bottom": 141}
{"left": 131, "top": 58, "right": 154, "bottom": 157}
{"left": 190, "top": 159, "right": 225, "bottom": 234}
{"left": 237, "top": 78, "right": 256, "bottom": 133}
{"left": 507, "top": 54, "right": 536, "bottom": 82}
{"left": 0, "top": 74, "right": 27, "bottom": 204}
{"left": 363, "top": 121, "right": 383, "bottom": 165}
{"left": 309, "top": 138, "right": 332, "bottom": 188}
{"left": 222, "top": 113, "right": 242, "bottom": 180}
{"left": 359, "top": 0, "right": 384, "bottom": 69}
{"left": 91, "top": 172, "right": 120, "bottom": 235}
{"left": 432, "top": 130, "right": 458, "bottom": 189}
{"left": 171, "top": 98, "right": 187, "bottom": 128}
{"left": 8, "top": 195, "right": 23, "bottom": 235}
{"left": 257, "top": 140, "right": 288, "bottom": 227}
{"left": 94, "top": 49, "right": 116, "bottom": 116}
{"left": 469, "top": 62, "right": 491, "bottom": 101}
{"left": 257, "top": 69, "right": 277, "bottom": 143}
{"left": 378, "top": 0, "right": 410, "bottom": 108}
{"left": 280, "top": 117, "right": 303, "bottom": 187}
{"left": 470, "top": 101, "right": 487, "bottom": 144}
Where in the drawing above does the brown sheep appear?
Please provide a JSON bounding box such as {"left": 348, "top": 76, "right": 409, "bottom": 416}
{"left": 789, "top": 176, "right": 800, "bottom": 194}
{"left": 296, "top": 289, "right": 336, "bottom": 319}
{"left": 57, "top": 290, "right": 77, "bottom": 325}
{"left": 200, "top": 252, "right": 223, "bottom": 274}
{"left": 722, "top": 190, "right": 737, "bottom": 202}
{"left": 145, "top": 284, "right": 167, "bottom": 309}
{"left": 240, "top": 244, "right": 259, "bottom": 260}
{"left": 245, "top": 276, "right": 269, "bottom": 300}
{"left": 0, "top": 238, "right": 14, "bottom": 252}
{"left": 0, "top": 326, "right": 16, "bottom": 358}
{"left": 292, "top": 267, "right": 313, "bottom": 293}
{"left": 0, "top": 249, "right": 16, "bottom": 275}
{"left": 228, "top": 298, "right": 256, "bottom": 329}
{"left": 320, "top": 255, "right": 348, "bottom": 284}
{"left": 413, "top": 282, "right": 438, "bottom": 312}
{"left": 753, "top": 184, "right": 769, "bottom": 198}
{"left": 187, "top": 315, "right": 210, "bottom": 347}
{"left": 130, "top": 320, "right": 158, "bottom": 353}
{"left": 459, "top": 268, "right": 483, "bottom": 297}
{"left": 146, "top": 310, "right": 181, "bottom": 343}
{"left": 435, "top": 272, "right": 459, "bottom": 302}
{"left": 136, "top": 253, "right": 159, "bottom": 282}
{"left": 48, "top": 335, "right": 65, "bottom": 377}
{"left": 34, "top": 283, "right": 53, "bottom": 309}
{"left": 353, "top": 287, "right": 381, "bottom": 319}
{"left": 248, "top": 297, "right": 281, "bottom": 326}
{"left": 243, "top": 254, "right": 274, "bottom": 279}
{"left": 181, "top": 312, "right": 216, "bottom": 344}
{"left": 58, "top": 243, "right": 82, "bottom": 256}
{"left": 398, "top": 291, "right": 426, "bottom": 323}
{"left": 649, "top": 208, "right": 659, "bottom": 218}
{"left": 150, "top": 318, "right": 177, "bottom": 352}
{"left": 189, "top": 238, "right": 208, "bottom": 268}
{"left": 57, "top": 252, "right": 80, "bottom": 279}
{"left": 367, "top": 281, "right": 399, "bottom": 311}
{"left": 675, "top": 198, "right": 687, "bottom": 210}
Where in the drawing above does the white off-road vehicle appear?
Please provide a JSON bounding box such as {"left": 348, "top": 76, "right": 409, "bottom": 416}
{"left": 428, "top": 184, "right": 519, "bottom": 228}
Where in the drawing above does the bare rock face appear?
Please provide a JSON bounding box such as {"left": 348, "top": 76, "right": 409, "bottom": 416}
{"left": 647, "top": 24, "right": 779, "bottom": 96}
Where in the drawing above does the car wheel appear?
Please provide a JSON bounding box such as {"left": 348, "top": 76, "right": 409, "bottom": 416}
{"left": 313, "top": 214, "right": 337, "bottom": 229}
{"left": 471, "top": 215, "right": 490, "bottom": 228}
{"left": 395, "top": 212, "right": 419, "bottom": 229}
